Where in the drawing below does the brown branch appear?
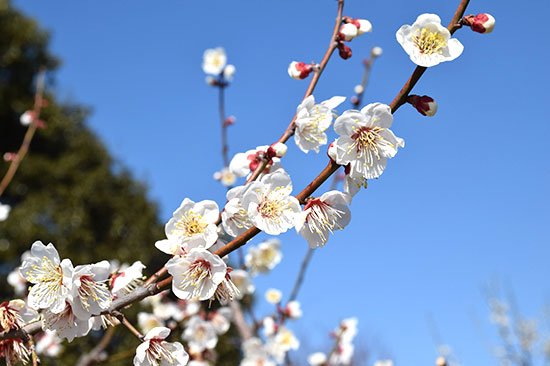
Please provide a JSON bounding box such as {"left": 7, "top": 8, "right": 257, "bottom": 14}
{"left": 389, "top": 0, "right": 471, "bottom": 113}
{"left": 75, "top": 327, "right": 117, "bottom": 366}
{"left": 0, "top": 0, "right": 475, "bottom": 343}
{"left": 219, "top": 85, "right": 230, "bottom": 167}
{"left": 113, "top": 311, "right": 143, "bottom": 340}
{"left": 0, "top": 69, "right": 46, "bottom": 197}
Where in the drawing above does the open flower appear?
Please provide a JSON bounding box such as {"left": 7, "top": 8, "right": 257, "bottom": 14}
{"left": 182, "top": 316, "right": 218, "bottom": 353}
{"left": 296, "top": 191, "right": 351, "bottom": 248}
{"left": 20, "top": 241, "right": 73, "bottom": 313}
{"left": 155, "top": 199, "right": 219, "bottom": 255}
{"left": 202, "top": 47, "right": 227, "bottom": 75}
{"left": 229, "top": 269, "right": 255, "bottom": 299}
{"left": 71, "top": 261, "right": 112, "bottom": 320}
{"left": 245, "top": 239, "right": 282, "bottom": 275}
{"left": 222, "top": 185, "right": 253, "bottom": 237}
{"left": 134, "top": 327, "right": 189, "bottom": 366}
{"left": 241, "top": 169, "right": 301, "bottom": 235}
{"left": 41, "top": 301, "right": 92, "bottom": 342}
{"left": 294, "top": 95, "right": 346, "bottom": 153}
{"left": 396, "top": 14, "right": 464, "bottom": 67}
{"left": 110, "top": 261, "right": 146, "bottom": 297}
{"left": 333, "top": 103, "right": 404, "bottom": 180}
{"left": 0, "top": 300, "right": 37, "bottom": 334}
{"left": 0, "top": 338, "right": 31, "bottom": 365}
{"left": 166, "top": 248, "right": 227, "bottom": 301}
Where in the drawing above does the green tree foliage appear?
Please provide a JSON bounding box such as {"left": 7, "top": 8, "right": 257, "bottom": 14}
{"left": 0, "top": 1, "right": 171, "bottom": 364}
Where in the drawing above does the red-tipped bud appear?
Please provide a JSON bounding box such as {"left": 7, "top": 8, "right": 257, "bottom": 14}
{"left": 267, "top": 142, "right": 287, "bottom": 159}
{"left": 3, "top": 152, "right": 17, "bottom": 162}
{"left": 339, "top": 23, "right": 358, "bottom": 41}
{"left": 350, "top": 96, "right": 360, "bottom": 107}
{"left": 288, "top": 61, "right": 313, "bottom": 80}
{"left": 407, "top": 95, "right": 438, "bottom": 117}
{"left": 337, "top": 43, "right": 352, "bottom": 60}
{"left": 327, "top": 142, "right": 337, "bottom": 162}
{"left": 464, "top": 13, "right": 495, "bottom": 34}
{"left": 223, "top": 115, "right": 236, "bottom": 127}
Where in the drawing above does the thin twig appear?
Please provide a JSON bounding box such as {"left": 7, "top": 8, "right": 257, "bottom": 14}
{"left": 288, "top": 248, "right": 315, "bottom": 303}
{"left": 219, "top": 85, "right": 230, "bottom": 167}
{"left": 0, "top": 69, "right": 46, "bottom": 197}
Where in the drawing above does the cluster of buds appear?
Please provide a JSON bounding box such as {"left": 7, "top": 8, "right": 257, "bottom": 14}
{"left": 407, "top": 94, "right": 438, "bottom": 117}
{"left": 461, "top": 13, "right": 496, "bottom": 34}
{"left": 336, "top": 16, "right": 372, "bottom": 60}
{"left": 203, "top": 48, "right": 236, "bottom": 87}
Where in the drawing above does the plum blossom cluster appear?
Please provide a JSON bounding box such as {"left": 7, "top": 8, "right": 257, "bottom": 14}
{"left": 307, "top": 318, "right": 359, "bottom": 365}
{"left": 202, "top": 47, "right": 236, "bottom": 86}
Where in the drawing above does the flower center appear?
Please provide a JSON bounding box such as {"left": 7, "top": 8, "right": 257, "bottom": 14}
{"left": 351, "top": 126, "right": 383, "bottom": 154}
{"left": 413, "top": 27, "right": 447, "bottom": 55}
{"left": 304, "top": 200, "right": 346, "bottom": 241}
{"left": 78, "top": 275, "right": 111, "bottom": 311}
{"left": 147, "top": 340, "right": 174, "bottom": 364}
{"left": 0, "top": 303, "right": 23, "bottom": 332}
{"left": 176, "top": 211, "right": 207, "bottom": 237}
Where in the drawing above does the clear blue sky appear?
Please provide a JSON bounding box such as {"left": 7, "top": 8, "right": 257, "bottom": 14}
{"left": 13, "top": 0, "right": 550, "bottom": 364}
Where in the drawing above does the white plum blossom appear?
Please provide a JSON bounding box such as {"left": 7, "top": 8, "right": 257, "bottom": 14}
{"left": 202, "top": 47, "right": 227, "bottom": 75}
{"left": 222, "top": 185, "right": 253, "bottom": 237}
{"left": 229, "top": 269, "right": 255, "bottom": 299}
{"left": 296, "top": 190, "right": 351, "bottom": 248}
{"left": 396, "top": 14, "right": 464, "bottom": 67}
{"left": 20, "top": 241, "right": 73, "bottom": 313}
{"left": 229, "top": 145, "right": 282, "bottom": 178}
{"left": 0, "top": 300, "right": 38, "bottom": 334}
{"left": 134, "top": 327, "right": 189, "bottom": 366}
{"left": 265, "top": 289, "right": 282, "bottom": 304}
{"left": 213, "top": 167, "right": 237, "bottom": 187}
{"left": 71, "top": 261, "right": 112, "bottom": 320}
{"left": 110, "top": 261, "right": 146, "bottom": 297}
{"left": 35, "top": 330, "right": 63, "bottom": 357}
{"left": 209, "top": 307, "right": 232, "bottom": 334}
{"left": 335, "top": 317, "right": 358, "bottom": 344}
{"left": 155, "top": 199, "right": 219, "bottom": 255}
{"left": 41, "top": 302, "right": 93, "bottom": 342}
{"left": 308, "top": 352, "right": 328, "bottom": 366}
{"left": 138, "top": 312, "right": 164, "bottom": 334}
{"left": 340, "top": 23, "right": 358, "bottom": 41}
{"left": 166, "top": 248, "right": 227, "bottom": 301}
{"left": 263, "top": 316, "right": 278, "bottom": 337}
{"left": 0, "top": 202, "right": 10, "bottom": 221}
{"left": 223, "top": 64, "right": 236, "bottom": 80}
{"left": 294, "top": 95, "right": 346, "bottom": 153}
{"left": 241, "top": 169, "right": 301, "bottom": 235}
{"left": 333, "top": 103, "right": 404, "bottom": 180}
{"left": 329, "top": 341, "right": 354, "bottom": 365}
{"left": 241, "top": 338, "right": 276, "bottom": 366}
{"left": 245, "top": 238, "right": 282, "bottom": 275}
{"left": 267, "top": 327, "right": 300, "bottom": 363}
{"left": 183, "top": 316, "right": 218, "bottom": 353}
{"left": 7, "top": 268, "right": 27, "bottom": 296}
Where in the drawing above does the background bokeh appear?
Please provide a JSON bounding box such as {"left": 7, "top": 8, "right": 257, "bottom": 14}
{"left": 6, "top": 0, "right": 550, "bottom": 364}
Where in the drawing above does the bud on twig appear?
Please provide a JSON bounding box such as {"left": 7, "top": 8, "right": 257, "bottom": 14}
{"left": 288, "top": 61, "right": 314, "bottom": 80}
{"left": 3, "top": 152, "right": 17, "bottom": 162}
{"left": 462, "top": 13, "right": 495, "bottom": 34}
{"left": 267, "top": 142, "right": 287, "bottom": 159}
{"left": 223, "top": 116, "right": 236, "bottom": 127}
{"left": 407, "top": 95, "right": 438, "bottom": 117}
{"left": 337, "top": 42, "right": 352, "bottom": 60}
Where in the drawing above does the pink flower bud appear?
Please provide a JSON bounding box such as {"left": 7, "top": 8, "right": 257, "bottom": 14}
{"left": 3, "top": 152, "right": 17, "bottom": 162}
{"left": 339, "top": 23, "right": 358, "bottom": 41}
{"left": 223, "top": 116, "right": 236, "bottom": 127}
{"left": 337, "top": 43, "right": 352, "bottom": 60}
{"left": 407, "top": 95, "right": 438, "bottom": 117}
{"left": 288, "top": 61, "right": 313, "bottom": 80}
{"left": 464, "top": 13, "right": 495, "bottom": 34}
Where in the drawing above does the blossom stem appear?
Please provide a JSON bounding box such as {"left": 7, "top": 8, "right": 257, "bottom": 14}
{"left": 389, "top": 0, "right": 470, "bottom": 113}
{"left": 0, "top": 69, "right": 46, "bottom": 197}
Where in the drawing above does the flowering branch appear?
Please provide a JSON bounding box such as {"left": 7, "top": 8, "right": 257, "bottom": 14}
{"left": 389, "top": 0, "right": 470, "bottom": 113}
{"left": 0, "top": 69, "right": 46, "bottom": 197}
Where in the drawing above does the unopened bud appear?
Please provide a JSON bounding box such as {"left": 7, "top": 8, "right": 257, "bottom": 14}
{"left": 435, "top": 356, "right": 447, "bottom": 366}
{"left": 267, "top": 142, "right": 287, "bottom": 158}
{"left": 407, "top": 95, "right": 438, "bottom": 117}
{"left": 223, "top": 64, "right": 236, "bottom": 81}
{"left": 3, "top": 152, "right": 17, "bottom": 162}
{"left": 288, "top": 61, "right": 313, "bottom": 80}
{"left": 327, "top": 142, "right": 337, "bottom": 161}
{"left": 224, "top": 115, "right": 236, "bottom": 127}
{"left": 355, "top": 19, "right": 372, "bottom": 35}
{"left": 337, "top": 43, "right": 352, "bottom": 60}
{"left": 464, "top": 13, "right": 495, "bottom": 34}
{"left": 206, "top": 76, "right": 218, "bottom": 86}
{"left": 339, "top": 23, "right": 358, "bottom": 41}
{"left": 19, "top": 110, "right": 35, "bottom": 126}
{"left": 353, "top": 85, "right": 364, "bottom": 94}
{"left": 350, "top": 96, "right": 360, "bottom": 107}
{"left": 371, "top": 46, "right": 383, "bottom": 58}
